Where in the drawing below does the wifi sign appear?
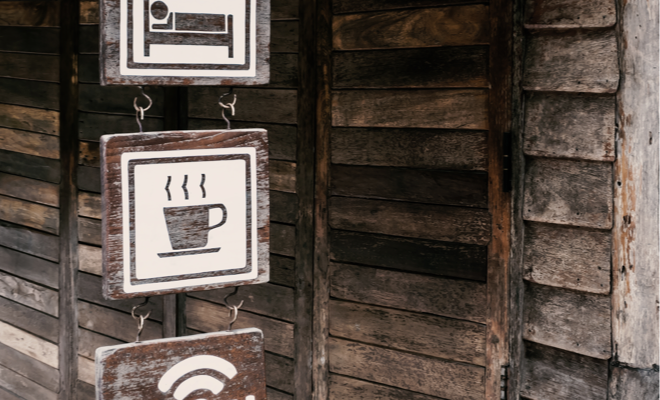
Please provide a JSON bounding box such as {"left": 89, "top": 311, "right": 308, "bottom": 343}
{"left": 95, "top": 328, "right": 266, "bottom": 400}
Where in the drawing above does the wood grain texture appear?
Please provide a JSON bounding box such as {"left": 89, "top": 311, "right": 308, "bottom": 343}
{"left": 524, "top": 92, "right": 615, "bottom": 161}
{"left": 609, "top": 365, "right": 660, "bottom": 400}
{"left": 0, "top": 52, "right": 59, "bottom": 82}
{"left": 329, "top": 338, "right": 485, "bottom": 400}
{"left": 0, "top": 150, "right": 60, "bottom": 183}
{"left": 612, "top": 0, "right": 659, "bottom": 370}
{"left": 78, "top": 141, "right": 98, "bottom": 167}
{"left": 77, "top": 166, "right": 100, "bottom": 193}
{"left": 79, "top": 0, "right": 98, "bottom": 24}
{"left": 523, "top": 158, "right": 613, "bottom": 229}
{"left": 78, "top": 328, "right": 121, "bottom": 360}
{"left": 0, "top": 78, "right": 59, "bottom": 110}
{"left": 0, "top": 26, "right": 59, "bottom": 54}
{"left": 267, "top": 388, "right": 293, "bottom": 400}
{"left": 332, "top": 90, "right": 489, "bottom": 130}
{"left": 329, "top": 197, "right": 491, "bottom": 245}
{"left": 271, "top": 223, "right": 295, "bottom": 257}
{"left": 270, "top": 255, "right": 294, "bottom": 287}
{"left": 0, "top": 128, "right": 59, "bottom": 160}
{"left": 333, "top": 46, "right": 488, "bottom": 89}
{"left": 521, "top": 341, "right": 608, "bottom": 400}
{"left": 271, "top": 191, "right": 297, "bottom": 224}
{"left": 77, "top": 191, "right": 100, "bottom": 219}
{"left": 329, "top": 375, "right": 443, "bottom": 400}
{"left": 330, "top": 230, "right": 487, "bottom": 281}
{"left": 188, "top": 88, "right": 297, "bottom": 124}
{"left": 0, "top": 341, "right": 59, "bottom": 392}
{"left": 333, "top": 5, "right": 489, "bottom": 50}
{"left": 78, "top": 244, "right": 101, "bottom": 276}
{"left": 329, "top": 300, "right": 486, "bottom": 365}
{"left": 0, "top": 246, "right": 58, "bottom": 289}
{"left": 79, "top": 112, "right": 163, "bottom": 141}
{"left": 77, "top": 356, "right": 94, "bottom": 386}
{"left": 0, "top": 272, "right": 58, "bottom": 316}
{"left": 331, "top": 165, "right": 488, "bottom": 207}
{"left": 523, "top": 282, "right": 611, "bottom": 359}
{"left": 78, "top": 25, "right": 98, "bottom": 54}
{"left": 271, "top": 160, "right": 296, "bottom": 193}
{"left": 330, "top": 263, "right": 486, "bottom": 323}
{"left": 524, "top": 222, "right": 611, "bottom": 294}
{"left": 0, "top": 220, "right": 59, "bottom": 262}
{"left": 524, "top": 0, "right": 615, "bottom": 28}
{"left": 0, "top": 320, "right": 58, "bottom": 368}
{"left": 77, "top": 300, "right": 162, "bottom": 343}
{"left": 186, "top": 297, "right": 294, "bottom": 357}
{"left": 0, "top": 296, "right": 58, "bottom": 343}
{"left": 0, "top": 1, "right": 59, "bottom": 27}
{"left": 77, "top": 216, "right": 100, "bottom": 245}
{"left": 0, "top": 172, "right": 58, "bottom": 207}
{"left": 272, "top": 0, "right": 298, "bottom": 19}
{"left": 523, "top": 30, "right": 618, "bottom": 93}
{"left": 331, "top": 128, "right": 487, "bottom": 170}
{"left": 0, "top": 364, "right": 57, "bottom": 400}
{"left": 272, "top": 20, "right": 299, "bottom": 53}
{"left": 79, "top": 84, "right": 164, "bottom": 116}
{"left": 333, "top": 0, "right": 480, "bottom": 14}
{"left": 265, "top": 352, "right": 294, "bottom": 393}
{"left": 75, "top": 381, "right": 95, "bottom": 400}
{"left": 0, "top": 104, "right": 58, "bottom": 135}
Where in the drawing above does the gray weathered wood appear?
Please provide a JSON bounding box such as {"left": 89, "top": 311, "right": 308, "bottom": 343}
{"left": 267, "top": 388, "right": 293, "bottom": 400}
{"left": 0, "top": 246, "right": 58, "bottom": 289}
{"left": 270, "top": 254, "right": 294, "bottom": 287}
{"left": 0, "top": 296, "right": 58, "bottom": 343}
{"left": 333, "top": 0, "right": 478, "bottom": 14}
{"left": 524, "top": 30, "right": 619, "bottom": 93}
{"left": 524, "top": 222, "right": 611, "bottom": 294}
{"left": 0, "top": 172, "right": 59, "bottom": 207}
{"left": 609, "top": 365, "right": 659, "bottom": 400}
{"left": 0, "top": 149, "right": 61, "bottom": 184}
{"left": 0, "top": 78, "right": 59, "bottom": 110}
{"left": 77, "top": 216, "right": 100, "bottom": 245}
{"left": 271, "top": 160, "right": 296, "bottom": 193}
{"left": 0, "top": 320, "right": 58, "bottom": 368}
{"left": 0, "top": 341, "right": 59, "bottom": 392}
{"left": 524, "top": 92, "right": 616, "bottom": 161}
{"left": 189, "top": 88, "right": 297, "bottom": 124}
{"left": 330, "top": 263, "right": 486, "bottom": 323}
{"left": 524, "top": 0, "right": 616, "bottom": 28}
{"left": 329, "top": 374, "right": 443, "bottom": 400}
{"left": 265, "top": 352, "right": 294, "bottom": 394}
{"left": 0, "top": 364, "right": 57, "bottom": 400}
{"left": 0, "top": 271, "right": 58, "bottom": 316}
{"left": 523, "top": 282, "right": 611, "bottom": 359}
{"left": 0, "top": 26, "right": 59, "bottom": 54}
{"left": 0, "top": 52, "right": 59, "bottom": 82}
{"left": 521, "top": 341, "right": 608, "bottom": 400}
{"left": 77, "top": 300, "right": 162, "bottom": 343}
{"left": 523, "top": 158, "right": 613, "bottom": 229}
{"left": 0, "top": 220, "right": 59, "bottom": 262}
{"left": 78, "top": 328, "right": 121, "bottom": 360}
{"left": 271, "top": 222, "right": 295, "bottom": 257}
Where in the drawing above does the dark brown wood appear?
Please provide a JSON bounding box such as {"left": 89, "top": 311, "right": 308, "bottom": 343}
{"left": 79, "top": 112, "right": 164, "bottom": 141}
{"left": 0, "top": 220, "right": 59, "bottom": 262}
{"left": 0, "top": 1, "right": 59, "bottom": 27}
{"left": 78, "top": 191, "right": 101, "bottom": 219}
{"left": 271, "top": 191, "right": 297, "bottom": 224}
{"left": 524, "top": 0, "right": 615, "bottom": 28}
{"left": 330, "top": 230, "right": 487, "bottom": 281}
{"left": 0, "top": 128, "right": 59, "bottom": 159}
{"left": 329, "top": 197, "right": 491, "bottom": 245}
{"left": 330, "top": 263, "right": 487, "bottom": 323}
{"left": 0, "top": 104, "right": 59, "bottom": 136}
{"left": 0, "top": 296, "right": 59, "bottom": 344}
{"left": 78, "top": 141, "right": 99, "bottom": 167}
{"left": 0, "top": 150, "right": 61, "bottom": 183}
{"left": 79, "top": 84, "right": 164, "bottom": 116}
{"left": 272, "top": 20, "right": 299, "bottom": 53}
{"left": 523, "top": 282, "right": 611, "bottom": 359}
{"left": 265, "top": 352, "right": 294, "bottom": 394}
{"left": 524, "top": 92, "right": 616, "bottom": 161}
{"left": 523, "top": 158, "right": 613, "bottom": 229}
{"left": 0, "top": 26, "right": 59, "bottom": 54}
{"left": 96, "top": 330, "right": 267, "bottom": 400}
{"left": 0, "top": 78, "right": 59, "bottom": 110}
{"left": 329, "top": 374, "right": 443, "bottom": 400}
{"left": 188, "top": 88, "right": 297, "bottom": 124}
{"left": 331, "top": 128, "right": 487, "bottom": 170}
{"left": 332, "top": 89, "right": 489, "bottom": 130}
{"left": 333, "top": 5, "right": 489, "bottom": 50}
{"left": 270, "top": 255, "right": 294, "bottom": 287}
{"left": 333, "top": 46, "right": 488, "bottom": 89}
{"left": 0, "top": 246, "right": 59, "bottom": 289}
{"left": 271, "top": 222, "right": 295, "bottom": 257}
{"left": 332, "top": 0, "right": 481, "bottom": 14}
{"left": 0, "top": 194, "right": 59, "bottom": 234}
{"left": 0, "top": 172, "right": 59, "bottom": 207}
{"left": 521, "top": 341, "right": 608, "bottom": 400}
{"left": 79, "top": 25, "right": 98, "bottom": 54}
{"left": 271, "top": 160, "right": 296, "bottom": 193}
{"left": 0, "top": 53, "right": 59, "bottom": 82}
{"left": 77, "top": 166, "right": 100, "bottom": 193}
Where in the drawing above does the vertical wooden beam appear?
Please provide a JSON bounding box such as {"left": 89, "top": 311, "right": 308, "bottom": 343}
{"left": 295, "top": 0, "right": 318, "bottom": 398}
{"left": 487, "top": 0, "right": 514, "bottom": 398}
{"left": 611, "top": 0, "right": 659, "bottom": 395}
{"left": 59, "top": 0, "right": 80, "bottom": 397}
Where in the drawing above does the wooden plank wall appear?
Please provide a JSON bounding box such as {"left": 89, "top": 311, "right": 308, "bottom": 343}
{"left": 0, "top": 2, "right": 63, "bottom": 399}
{"left": 519, "top": 0, "right": 620, "bottom": 398}
{"left": 320, "top": 1, "right": 493, "bottom": 399}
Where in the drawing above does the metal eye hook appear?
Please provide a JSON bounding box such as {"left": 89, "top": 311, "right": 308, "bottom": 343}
{"left": 133, "top": 86, "right": 153, "bottom": 133}
{"left": 131, "top": 297, "right": 151, "bottom": 342}
{"left": 218, "top": 88, "right": 237, "bottom": 130}
{"left": 223, "top": 287, "right": 244, "bottom": 331}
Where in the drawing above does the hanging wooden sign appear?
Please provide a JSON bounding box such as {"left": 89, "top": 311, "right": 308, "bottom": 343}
{"left": 96, "top": 328, "right": 267, "bottom": 400}
{"left": 101, "top": 129, "right": 269, "bottom": 299}
{"left": 99, "top": 0, "right": 270, "bottom": 85}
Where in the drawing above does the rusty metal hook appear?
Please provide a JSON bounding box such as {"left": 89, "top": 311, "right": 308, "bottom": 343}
{"left": 223, "top": 287, "right": 243, "bottom": 331}
{"left": 218, "top": 88, "right": 237, "bottom": 130}
{"left": 133, "top": 86, "right": 153, "bottom": 133}
{"left": 131, "top": 297, "right": 151, "bottom": 342}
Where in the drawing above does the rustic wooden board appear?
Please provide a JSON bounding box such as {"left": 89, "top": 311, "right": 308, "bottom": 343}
{"left": 0, "top": 150, "right": 60, "bottom": 183}
{"left": 188, "top": 88, "right": 297, "bottom": 125}
{"left": 267, "top": 388, "right": 293, "bottom": 400}
{"left": 269, "top": 255, "right": 294, "bottom": 288}
{"left": 333, "top": 0, "right": 480, "bottom": 14}
{"left": 524, "top": 0, "right": 615, "bottom": 28}
{"left": 0, "top": 296, "right": 58, "bottom": 344}
{"left": 0, "top": 52, "right": 59, "bottom": 82}
{"left": 331, "top": 165, "right": 488, "bottom": 207}
{"left": 264, "top": 353, "right": 294, "bottom": 393}
{"left": 0, "top": 104, "right": 59, "bottom": 135}
{"left": 78, "top": 166, "right": 100, "bottom": 193}
{"left": 329, "top": 338, "right": 485, "bottom": 399}
{"left": 186, "top": 297, "right": 294, "bottom": 358}
{"left": 524, "top": 222, "right": 611, "bottom": 294}
{"left": 329, "top": 300, "right": 486, "bottom": 365}
{"left": 330, "top": 230, "right": 487, "bottom": 282}
{"left": 333, "top": 46, "right": 488, "bottom": 89}
{"left": 0, "top": 246, "right": 58, "bottom": 289}
{"left": 271, "top": 223, "right": 295, "bottom": 257}
{"left": 271, "top": 20, "right": 299, "bottom": 53}
{"left": 0, "top": 128, "right": 59, "bottom": 159}
{"left": 270, "top": 160, "right": 296, "bottom": 193}
{"left": 329, "top": 197, "right": 491, "bottom": 245}
{"left": 79, "top": 141, "right": 99, "bottom": 167}
{"left": 523, "top": 282, "right": 611, "bottom": 359}
{"left": 0, "top": 1, "right": 59, "bottom": 27}
{"left": 0, "top": 220, "right": 59, "bottom": 262}
{"left": 101, "top": 129, "right": 270, "bottom": 299}
{"left": 0, "top": 78, "right": 59, "bottom": 110}
{"left": 521, "top": 341, "right": 608, "bottom": 400}
{"left": 96, "top": 329, "right": 267, "bottom": 400}
{"left": 79, "top": 25, "right": 99, "bottom": 54}
{"left": 0, "top": 172, "right": 58, "bottom": 207}
{"left": 330, "top": 263, "right": 486, "bottom": 323}
{"left": 0, "top": 271, "right": 58, "bottom": 316}
{"left": 333, "top": 5, "right": 489, "bottom": 50}
{"left": 0, "top": 27, "right": 59, "bottom": 54}
{"left": 79, "top": 84, "right": 164, "bottom": 116}
{"left": 270, "top": 191, "right": 297, "bottom": 224}
{"left": 0, "top": 341, "right": 59, "bottom": 393}
{"left": 332, "top": 89, "right": 489, "bottom": 130}
{"left": 0, "top": 364, "right": 57, "bottom": 400}
{"left": 79, "top": 112, "right": 164, "bottom": 141}
{"left": 329, "top": 374, "right": 443, "bottom": 400}
{"left": 79, "top": 243, "right": 102, "bottom": 276}
{"left": 78, "top": 328, "right": 122, "bottom": 360}
{"left": 523, "top": 158, "right": 613, "bottom": 229}
{"left": 523, "top": 30, "right": 618, "bottom": 93}
{"left": 78, "top": 191, "right": 101, "bottom": 219}
{"left": 272, "top": 0, "right": 298, "bottom": 19}
{"left": 524, "top": 92, "right": 615, "bottom": 161}
{"left": 331, "top": 128, "right": 487, "bottom": 170}
{"left": 76, "top": 381, "right": 96, "bottom": 400}
{"left": 78, "top": 216, "right": 100, "bottom": 245}
{"left": 0, "top": 320, "right": 58, "bottom": 369}
{"left": 78, "top": 300, "right": 162, "bottom": 343}
{"left": 78, "top": 356, "right": 95, "bottom": 386}
{"left": 609, "top": 365, "right": 660, "bottom": 400}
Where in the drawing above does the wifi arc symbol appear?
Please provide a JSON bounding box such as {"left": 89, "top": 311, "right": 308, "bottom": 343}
{"left": 158, "top": 355, "right": 253, "bottom": 400}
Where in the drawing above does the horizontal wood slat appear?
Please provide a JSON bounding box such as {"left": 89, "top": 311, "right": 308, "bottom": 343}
{"left": 0, "top": 1, "right": 59, "bottom": 27}
{"left": 0, "top": 52, "right": 59, "bottom": 82}
{"left": 77, "top": 166, "right": 100, "bottom": 193}
{"left": 0, "top": 78, "right": 59, "bottom": 110}
{"left": 0, "top": 27, "right": 59, "bottom": 54}
{"left": 524, "top": 0, "right": 616, "bottom": 28}
{"left": 271, "top": 223, "right": 295, "bottom": 257}
{"left": 77, "top": 356, "right": 94, "bottom": 386}
{"left": 332, "top": 0, "right": 480, "bottom": 14}
{"left": 76, "top": 381, "right": 95, "bottom": 400}
{"left": 78, "top": 191, "right": 100, "bottom": 219}
{"left": 265, "top": 352, "right": 294, "bottom": 393}
{"left": 79, "top": 112, "right": 163, "bottom": 141}
{"left": 271, "top": 20, "right": 299, "bottom": 53}
{"left": 186, "top": 297, "right": 294, "bottom": 357}
{"left": 0, "top": 296, "right": 58, "bottom": 343}
{"left": 331, "top": 165, "right": 488, "bottom": 207}
{"left": 0, "top": 320, "right": 58, "bottom": 368}
{"left": 330, "top": 263, "right": 486, "bottom": 323}
{"left": 0, "top": 220, "right": 59, "bottom": 262}
{"left": 523, "top": 158, "right": 613, "bottom": 229}
{"left": 0, "top": 128, "right": 59, "bottom": 159}
{"left": 524, "top": 222, "right": 611, "bottom": 294}
{"left": 0, "top": 172, "right": 58, "bottom": 207}
{"left": 0, "top": 246, "right": 58, "bottom": 289}
{"left": 333, "top": 46, "right": 488, "bottom": 89}
{"left": 332, "top": 90, "right": 488, "bottom": 130}
{"left": 0, "top": 341, "right": 59, "bottom": 393}
{"left": 521, "top": 341, "right": 608, "bottom": 400}
{"left": 270, "top": 255, "right": 294, "bottom": 287}
{"left": 523, "top": 282, "right": 611, "bottom": 359}
{"left": 0, "top": 149, "right": 60, "bottom": 183}
{"left": 78, "top": 243, "right": 101, "bottom": 276}
{"left": 79, "top": 141, "right": 99, "bottom": 167}
{"left": 330, "top": 229, "right": 487, "bottom": 281}
{"left": 271, "top": 191, "right": 297, "bottom": 224}
{"left": 80, "top": 0, "right": 98, "bottom": 24}
{"left": 79, "top": 84, "right": 165, "bottom": 116}
{"left": 524, "top": 30, "right": 619, "bottom": 93}
{"left": 0, "top": 194, "right": 58, "bottom": 234}
{"left": 524, "top": 92, "right": 616, "bottom": 161}
{"left": 333, "top": 5, "right": 489, "bottom": 50}
{"left": 270, "top": 161, "right": 296, "bottom": 193}
{"left": 329, "top": 374, "right": 444, "bottom": 400}
{"left": 0, "top": 104, "right": 58, "bottom": 135}
{"left": 0, "top": 364, "right": 57, "bottom": 400}
{"left": 329, "top": 337, "right": 485, "bottom": 400}
{"left": 329, "top": 197, "right": 491, "bottom": 245}
{"left": 0, "top": 271, "right": 58, "bottom": 316}
{"left": 331, "top": 128, "right": 487, "bottom": 170}
{"left": 78, "top": 300, "right": 162, "bottom": 343}
{"left": 329, "top": 300, "right": 486, "bottom": 365}
{"left": 78, "top": 216, "right": 101, "bottom": 245}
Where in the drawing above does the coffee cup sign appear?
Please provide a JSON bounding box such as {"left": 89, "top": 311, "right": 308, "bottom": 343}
{"left": 101, "top": 129, "right": 269, "bottom": 299}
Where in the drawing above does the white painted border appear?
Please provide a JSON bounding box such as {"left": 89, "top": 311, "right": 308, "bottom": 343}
{"left": 120, "top": 147, "right": 258, "bottom": 293}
